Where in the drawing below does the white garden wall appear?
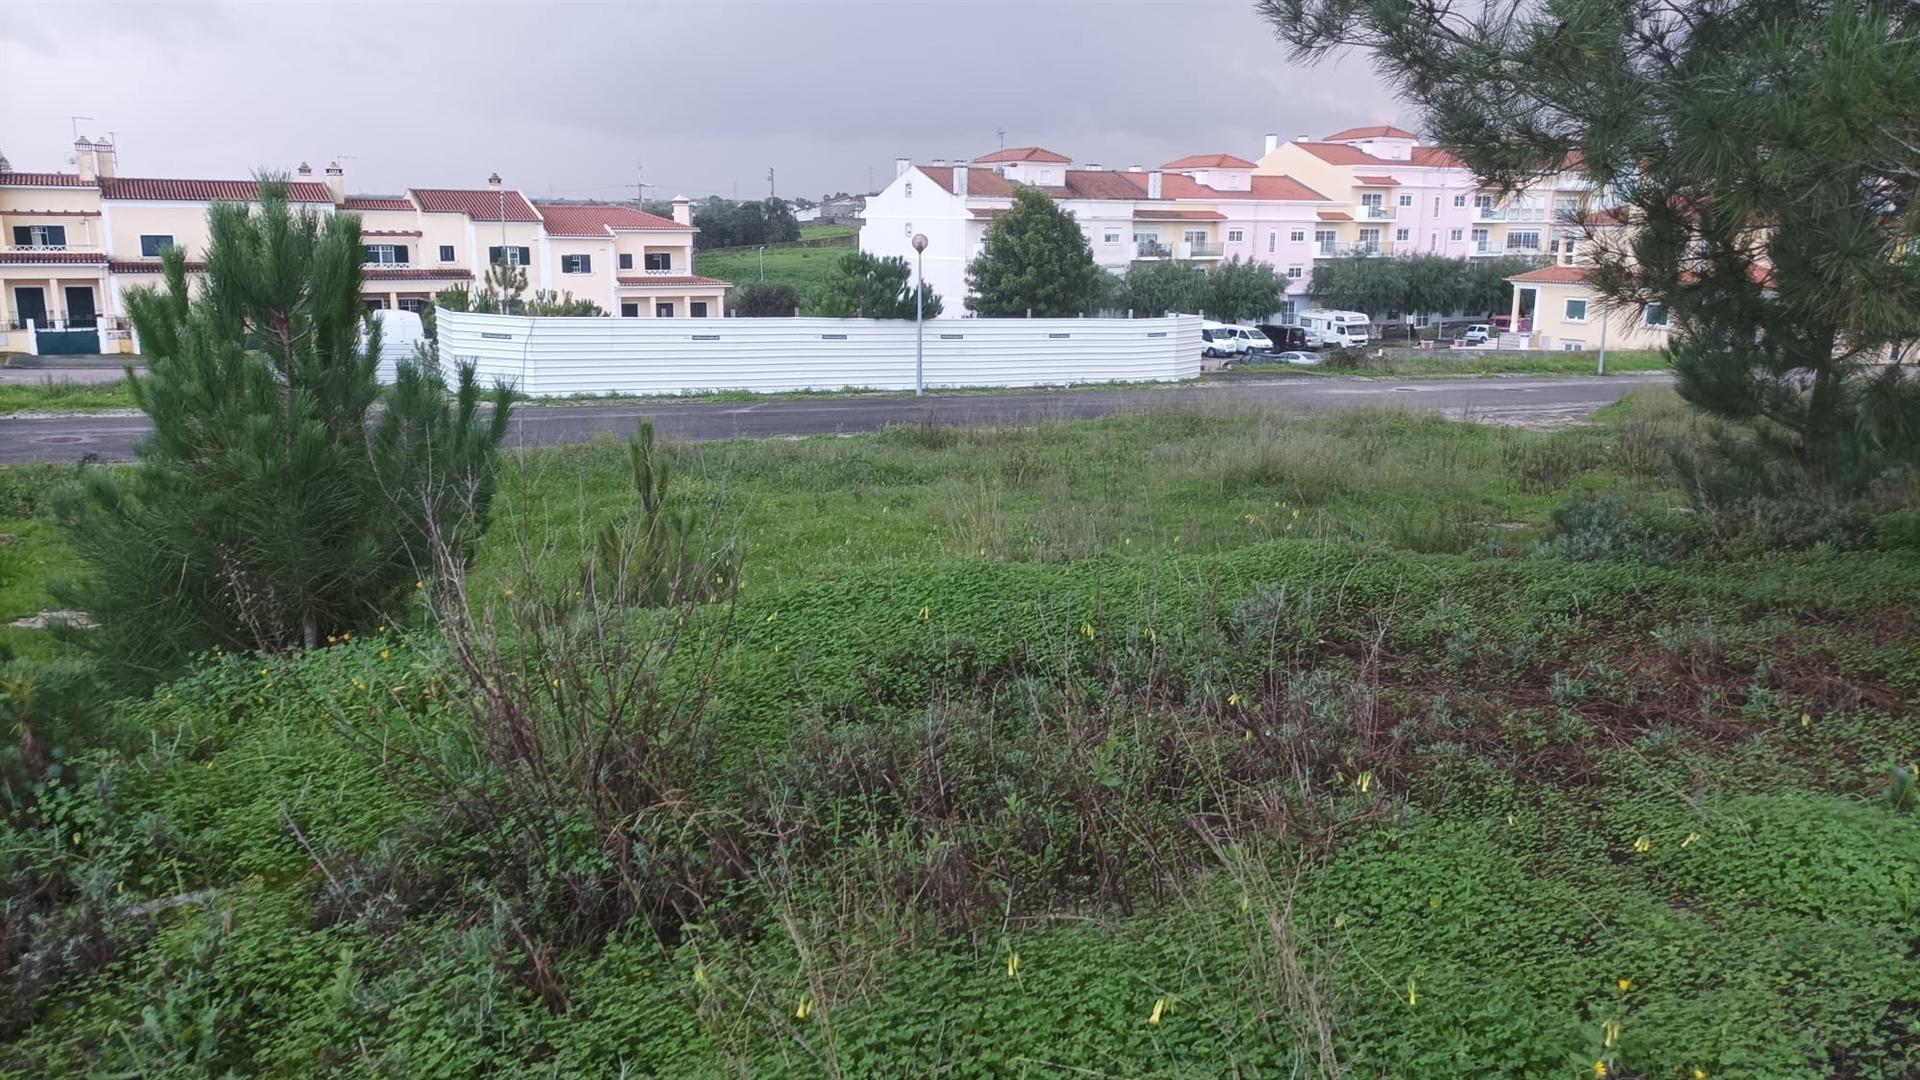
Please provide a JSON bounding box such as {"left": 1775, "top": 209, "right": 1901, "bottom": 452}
{"left": 431, "top": 310, "right": 1201, "bottom": 396}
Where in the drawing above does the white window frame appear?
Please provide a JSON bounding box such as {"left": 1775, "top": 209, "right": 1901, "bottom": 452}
{"left": 1561, "top": 340, "right": 1586, "bottom": 351}
{"left": 1286, "top": 265, "right": 1303, "bottom": 279}
{"left": 1103, "top": 230, "right": 1122, "bottom": 244}
{"left": 1644, "top": 302, "right": 1670, "bottom": 328}
{"left": 561, "top": 253, "right": 591, "bottom": 274}
{"left": 1227, "top": 228, "right": 1244, "bottom": 243}
{"left": 1395, "top": 228, "right": 1410, "bottom": 242}
{"left": 1289, "top": 229, "right": 1305, "bottom": 242}
{"left": 1453, "top": 194, "right": 1467, "bottom": 207}
{"left": 1398, "top": 194, "right": 1413, "bottom": 207}
{"left": 1450, "top": 228, "right": 1464, "bottom": 241}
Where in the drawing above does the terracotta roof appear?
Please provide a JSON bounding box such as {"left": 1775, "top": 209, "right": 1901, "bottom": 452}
{"left": 918, "top": 166, "right": 1019, "bottom": 198}
{"left": 534, "top": 202, "right": 688, "bottom": 235}
{"left": 0, "top": 172, "right": 88, "bottom": 187}
{"left": 1294, "top": 141, "right": 1390, "bottom": 166}
{"left": 0, "top": 251, "right": 107, "bottom": 265}
{"left": 363, "top": 229, "right": 422, "bottom": 237}
{"left": 1317, "top": 210, "right": 1354, "bottom": 222}
{"left": 1325, "top": 124, "right": 1418, "bottom": 141}
{"left": 1247, "top": 175, "right": 1331, "bottom": 201}
{"left": 364, "top": 267, "right": 474, "bottom": 281}
{"left": 1409, "top": 147, "right": 1465, "bottom": 168}
{"left": 1155, "top": 173, "right": 1331, "bottom": 202}
{"left": 1162, "top": 153, "right": 1257, "bottom": 170}
{"left": 1354, "top": 174, "right": 1401, "bottom": 187}
{"left": 1507, "top": 265, "right": 1592, "bottom": 284}
{"left": 616, "top": 274, "right": 730, "bottom": 287}
{"left": 1134, "top": 209, "right": 1227, "bottom": 221}
{"left": 100, "top": 177, "right": 335, "bottom": 202}
{"left": 1063, "top": 170, "right": 1152, "bottom": 200}
{"left": 410, "top": 187, "right": 540, "bottom": 221}
{"left": 973, "top": 146, "right": 1071, "bottom": 164}
{"left": 110, "top": 259, "right": 207, "bottom": 273}
{"left": 344, "top": 195, "right": 414, "bottom": 211}
{"left": 5, "top": 208, "right": 99, "bottom": 217}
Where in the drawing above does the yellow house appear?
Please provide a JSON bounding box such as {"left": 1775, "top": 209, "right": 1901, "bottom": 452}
{"left": 1506, "top": 264, "right": 1672, "bottom": 352}
{"left": 1, "top": 137, "right": 728, "bottom": 356}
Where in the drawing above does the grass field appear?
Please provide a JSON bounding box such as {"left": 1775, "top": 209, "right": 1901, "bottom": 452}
{"left": 694, "top": 243, "right": 851, "bottom": 300}
{"left": 0, "top": 378, "right": 137, "bottom": 415}
{"left": 1228, "top": 348, "right": 1669, "bottom": 379}
{"left": 5, "top": 387, "right": 1918, "bottom": 1077}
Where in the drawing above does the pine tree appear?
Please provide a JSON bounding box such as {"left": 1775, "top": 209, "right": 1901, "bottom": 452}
{"left": 1261, "top": 0, "right": 1920, "bottom": 489}
{"left": 811, "top": 250, "right": 942, "bottom": 318}
{"left": 51, "top": 177, "right": 513, "bottom": 687}
{"left": 965, "top": 188, "right": 1107, "bottom": 317}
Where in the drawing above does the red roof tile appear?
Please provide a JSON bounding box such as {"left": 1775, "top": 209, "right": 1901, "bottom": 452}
{"left": 918, "top": 166, "right": 1019, "bottom": 198}
{"left": 1247, "top": 175, "right": 1331, "bottom": 201}
{"left": 1162, "top": 153, "right": 1257, "bottom": 170}
{"left": 344, "top": 195, "right": 414, "bottom": 211}
{"left": 0, "top": 172, "right": 88, "bottom": 187}
{"left": 1063, "top": 170, "right": 1151, "bottom": 200}
{"left": 410, "top": 187, "right": 540, "bottom": 221}
{"left": 1409, "top": 147, "right": 1464, "bottom": 168}
{"left": 1507, "top": 265, "right": 1591, "bottom": 284}
{"left": 1354, "top": 174, "right": 1401, "bottom": 187}
{"left": 110, "top": 259, "right": 207, "bottom": 274}
{"left": 1317, "top": 210, "right": 1354, "bottom": 222}
{"left": 364, "top": 267, "right": 474, "bottom": 281}
{"left": 5, "top": 208, "right": 99, "bottom": 217}
{"left": 973, "top": 146, "right": 1071, "bottom": 164}
{"left": 0, "top": 251, "right": 107, "bottom": 265}
{"left": 1148, "top": 173, "right": 1329, "bottom": 202}
{"left": 534, "top": 202, "right": 688, "bottom": 235}
{"left": 1325, "top": 124, "right": 1418, "bottom": 141}
{"left": 1294, "top": 141, "right": 1389, "bottom": 166}
{"left": 363, "top": 229, "right": 422, "bottom": 237}
{"left": 100, "top": 177, "right": 334, "bottom": 202}
{"left": 616, "top": 274, "right": 730, "bottom": 287}
{"left": 1134, "top": 209, "right": 1227, "bottom": 221}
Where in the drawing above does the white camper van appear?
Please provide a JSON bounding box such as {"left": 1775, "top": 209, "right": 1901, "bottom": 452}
{"left": 1299, "top": 310, "right": 1372, "bottom": 349}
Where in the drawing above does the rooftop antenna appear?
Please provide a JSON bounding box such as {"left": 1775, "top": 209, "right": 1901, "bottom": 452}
{"left": 70, "top": 116, "right": 95, "bottom": 140}
{"left": 996, "top": 127, "right": 1006, "bottom": 149}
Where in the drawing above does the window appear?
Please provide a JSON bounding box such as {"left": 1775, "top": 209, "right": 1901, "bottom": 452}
{"left": 487, "top": 245, "right": 531, "bottom": 267}
{"left": 1132, "top": 230, "right": 1160, "bottom": 242}
{"left": 1182, "top": 229, "right": 1208, "bottom": 246}
{"left": 1286, "top": 265, "right": 1303, "bottom": 279}
{"left": 1398, "top": 194, "right": 1413, "bottom": 207}
{"left": 1314, "top": 229, "right": 1337, "bottom": 253}
{"left": 1358, "top": 228, "right": 1381, "bottom": 248}
{"left": 363, "top": 298, "right": 387, "bottom": 311}
{"left": 1289, "top": 229, "right": 1304, "bottom": 242}
{"left": 904, "top": 222, "right": 913, "bottom": 236}
{"left": 1644, "top": 303, "right": 1670, "bottom": 328}
{"left": 1278, "top": 299, "right": 1297, "bottom": 319}
{"left": 1561, "top": 340, "right": 1586, "bottom": 351}
{"left": 1506, "top": 230, "right": 1541, "bottom": 251}
{"left": 644, "top": 252, "right": 671, "bottom": 271}
{"left": 561, "top": 253, "right": 592, "bottom": 274}
{"left": 620, "top": 302, "right": 640, "bottom": 318}
{"left": 619, "top": 253, "right": 634, "bottom": 270}
{"left": 138, "top": 233, "right": 173, "bottom": 257}
{"left": 1471, "top": 228, "right": 1489, "bottom": 250}
{"left": 1103, "top": 230, "right": 1121, "bottom": 244}
{"left": 1453, "top": 194, "right": 1467, "bottom": 207}
{"left": 13, "top": 224, "right": 67, "bottom": 248}
{"left": 1360, "top": 193, "right": 1384, "bottom": 216}
{"left": 398, "top": 297, "right": 427, "bottom": 313}
{"left": 656, "top": 302, "right": 674, "bottom": 317}
{"left": 439, "top": 244, "right": 456, "bottom": 263}
{"left": 691, "top": 301, "right": 709, "bottom": 318}
{"left": 904, "top": 182, "right": 912, "bottom": 197}
{"left": 1554, "top": 195, "right": 1580, "bottom": 218}
{"left": 1268, "top": 232, "right": 1276, "bottom": 253}
{"left": 363, "top": 244, "right": 408, "bottom": 265}
{"left": 1450, "top": 228, "right": 1464, "bottom": 241}
{"left": 1227, "top": 229, "right": 1244, "bottom": 243}
{"left": 1564, "top": 298, "right": 1588, "bottom": 322}
{"left": 1396, "top": 228, "right": 1410, "bottom": 241}
{"left": 1433, "top": 197, "right": 1440, "bottom": 214}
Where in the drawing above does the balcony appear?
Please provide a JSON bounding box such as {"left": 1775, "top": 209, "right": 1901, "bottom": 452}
{"left": 1181, "top": 241, "right": 1224, "bottom": 259}
{"left": 1357, "top": 204, "right": 1396, "bottom": 220}
{"left": 633, "top": 267, "right": 681, "bottom": 276}
{"left": 1135, "top": 241, "right": 1172, "bottom": 259}
{"left": 5, "top": 243, "right": 103, "bottom": 254}
{"left": 1473, "top": 206, "right": 1506, "bottom": 222}
{"left": 362, "top": 260, "right": 412, "bottom": 269}
{"left": 5, "top": 315, "right": 127, "bottom": 331}
{"left": 1315, "top": 242, "right": 1391, "bottom": 258}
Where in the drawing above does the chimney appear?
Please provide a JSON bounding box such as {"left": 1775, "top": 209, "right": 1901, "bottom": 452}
{"left": 1147, "top": 170, "right": 1162, "bottom": 199}
{"left": 73, "top": 137, "right": 96, "bottom": 183}
{"left": 1263, "top": 133, "right": 1280, "bottom": 156}
{"left": 953, "top": 165, "right": 969, "bottom": 197}
{"left": 672, "top": 193, "right": 692, "bottom": 226}
{"left": 1128, "top": 164, "right": 1143, "bottom": 172}
{"left": 1086, "top": 162, "right": 1102, "bottom": 171}
{"left": 325, "top": 160, "right": 345, "bottom": 205}
{"left": 297, "top": 161, "right": 313, "bottom": 180}
{"left": 487, "top": 171, "right": 502, "bottom": 190}
{"left": 895, "top": 157, "right": 911, "bottom": 179}
{"left": 92, "top": 138, "right": 116, "bottom": 180}
{"left": 1297, "top": 134, "right": 1313, "bottom": 143}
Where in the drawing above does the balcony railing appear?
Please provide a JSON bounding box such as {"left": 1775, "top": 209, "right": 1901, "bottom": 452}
{"left": 635, "top": 266, "right": 679, "bottom": 275}
{"left": 1358, "top": 204, "right": 1395, "bottom": 220}
{"left": 1473, "top": 206, "right": 1506, "bottom": 221}
{"left": 1316, "top": 242, "right": 1390, "bottom": 258}
{"left": 1182, "top": 242, "right": 1223, "bottom": 258}
{"left": 5, "top": 243, "right": 102, "bottom": 253}
{"left": 1135, "top": 241, "right": 1172, "bottom": 259}
{"left": 5, "top": 315, "right": 126, "bottom": 331}
{"left": 363, "top": 260, "right": 411, "bottom": 269}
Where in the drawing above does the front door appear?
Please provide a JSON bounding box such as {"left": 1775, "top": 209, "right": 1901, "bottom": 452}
{"left": 64, "top": 286, "right": 97, "bottom": 328}
{"left": 655, "top": 302, "right": 674, "bottom": 318}
{"left": 13, "top": 286, "right": 47, "bottom": 328}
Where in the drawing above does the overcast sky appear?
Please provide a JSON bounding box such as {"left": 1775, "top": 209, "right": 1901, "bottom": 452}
{"left": 0, "top": 0, "right": 1407, "bottom": 203}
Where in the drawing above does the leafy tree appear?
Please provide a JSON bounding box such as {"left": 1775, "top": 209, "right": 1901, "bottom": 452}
{"left": 1118, "top": 260, "right": 1209, "bottom": 317}
{"left": 730, "top": 281, "right": 801, "bottom": 317}
{"left": 1309, "top": 257, "right": 1406, "bottom": 318}
{"left": 1207, "top": 258, "right": 1287, "bottom": 323}
{"left": 1461, "top": 256, "right": 1539, "bottom": 319}
{"left": 810, "top": 251, "right": 942, "bottom": 319}
{"left": 965, "top": 187, "right": 1106, "bottom": 317}
{"left": 50, "top": 178, "right": 512, "bottom": 687}
{"left": 762, "top": 198, "right": 801, "bottom": 245}
{"left": 1261, "top": 0, "right": 1920, "bottom": 487}
{"left": 693, "top": 197, "right": 801, "bottom": 250}
{"left": 1397, "top": 255, "right": 1467, "bottom": 325}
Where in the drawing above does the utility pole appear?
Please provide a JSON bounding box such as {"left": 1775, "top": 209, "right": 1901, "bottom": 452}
{"left": 631, "top": 161, "right": 647, "bottom": 206}
{"left": 767, "top": 167, "right": 775, "bottom": 198}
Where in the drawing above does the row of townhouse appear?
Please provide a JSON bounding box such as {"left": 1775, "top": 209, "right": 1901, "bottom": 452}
{"left": 0, "top": 137, "right": 728, "bottom": 355}
{"left": 860, "top": 125, "right": 1605, "bottom": 320}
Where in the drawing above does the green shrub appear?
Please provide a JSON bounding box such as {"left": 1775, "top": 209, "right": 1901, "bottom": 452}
{"left": 1535, "top": 491, "right": 1692, "bottom": 563}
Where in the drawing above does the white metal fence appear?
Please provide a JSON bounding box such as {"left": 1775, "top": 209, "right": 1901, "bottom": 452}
{"left": 431, "top": 309, "right": 1202, "bottom": 396}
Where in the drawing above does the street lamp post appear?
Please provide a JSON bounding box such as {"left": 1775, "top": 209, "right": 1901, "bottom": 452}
{"left": 911, "top": 233, "right": 928, "bottom": 396}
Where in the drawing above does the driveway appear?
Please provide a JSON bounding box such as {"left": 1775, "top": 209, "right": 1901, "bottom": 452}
{"left": 0, "top": 373, "right": 1671, "bottom": 465}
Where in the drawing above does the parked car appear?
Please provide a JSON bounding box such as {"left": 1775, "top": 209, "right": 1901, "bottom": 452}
{"left": 1461, "top": 324, "right": 1492, "bottom": 344}
{"left": 1254, "top": 323, "right": 1311, "bottom": 351}
{"left": 1200, "top": 322, "right": 1272, "bottom": 359}
{"left": 1270, "top": 350, "right": 1322, "bottom": 365}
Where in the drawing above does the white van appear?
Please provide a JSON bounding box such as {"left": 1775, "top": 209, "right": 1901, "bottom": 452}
{"left": 1299, "top": 309, "right": 1372, "bottom": 349}
{"left": 1200, "top": 321, "right": 1272, "bottom": 359}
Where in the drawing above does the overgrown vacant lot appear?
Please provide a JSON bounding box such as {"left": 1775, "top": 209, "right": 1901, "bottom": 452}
{"left": 5, "top": 389, "right": 1918, "bottom": 1077}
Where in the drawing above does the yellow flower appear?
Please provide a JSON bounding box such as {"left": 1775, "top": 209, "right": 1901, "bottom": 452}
{"left": 1355, "top": 770, "right": 1373, "bottom": 793}
{"left": 766, "top": 611, "right": 778, "bottom": 624}
{"left": 1617, "top": 977, "right": 1632, "bottom": 992}
{"left": 1801, "top": 712, "right": 1812, "bottom": 728}
{"left": 327, "top": 635, "right": 338, "bottom": 644}
{"left": 1006, "top": 952, "right": 1020, "bottom": 978}
{"left": 415, "top": 580, "right": 424, "bottom": 590}
{"left": 794, "top": 996, "right": 812, "bottom": 1021}
{"left": 1406, "top": 978, "right": 1418, "bottom": 1007}
{"left": 351, "top": 677, "right": 364, "bottom": 690}
{"left": 1681, "top": 832, "right": 1701, "bottom": 848}
{"left": 1632, "top": 835, "right": 1651, "bottom": 854}
{"left": 1081, "top": 622, "right": 1095, "bottom": 639}
{"left": 1239, "top": 893, "right": 1250, "bottom": 913}
{"left": 342, "top": 632, "right": 351, "bottom": 641}
{"left": 503, "top": 587, "right": 513, "bottom": 598}
{"left": 919, "top": 605, "right": 930, "bottom": 620}
{"left": 1593, "top": 1061, "right": 1608, "bottom": 1078}
{"left": 1243, "top": 513, "right": 1257, "bottom": 524}
{"left": 379, "top": 649, "right": 391, "bottom": 660}
{"left": 1148, "top": 997, "right": 1167, "bottom": 1026}
{"left": 1506, "top": 813, "right": 1517, "bottom": 827}
{"left": 693, "top": 964, "right": 708, "bottom": 988}
{"left": 1333, "top": 913, "right": 1347, "bottom": 929}
{"left": 378, "top": 625, "right": 387, "bottom": 633}
{"left": 1228, "top": 692, "right": 1242, "bottom": 707}
{"left": 1693, "top": 1069, "right": 1707, "bottom": 1079}
{"left": 259, "top": 667, "right": 270, "bottom": 677}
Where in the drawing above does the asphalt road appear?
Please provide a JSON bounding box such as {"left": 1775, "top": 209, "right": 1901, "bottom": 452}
{"left": 0, "top": 373, "right": 1670, "bottom": 465}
